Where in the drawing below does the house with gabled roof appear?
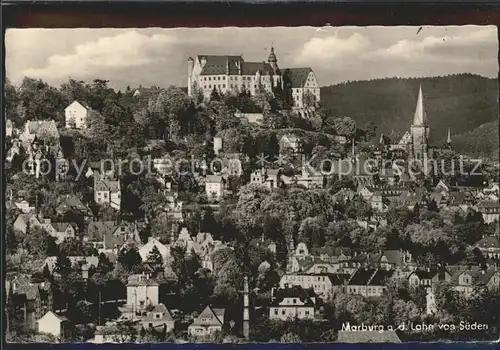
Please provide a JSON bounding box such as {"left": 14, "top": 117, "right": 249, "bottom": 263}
{"left": 13, "top": 213, "right": 42, "bottom": 234}
{"left": 279, "top": 133, "right": 302, "bottom": 153}
{"left": 279, "top": 272, "right": 350, "bottom": 299}
{"left": 56, "top": 194, "right": 94, "bottom": 220}
{"left": 282, "top": 67, "right": 320, "bottom": 108}
{"left": 48, "top": 222, "right": 78, "bottom": 244}
{"left": 205, "top": 174, "right": 223, "bottom": 201}
{"left": 346, "top": 268, "right": 394, "bottom": 297}
{"left": 9, "top": 275, "right": 53, "bottom": 330}
{"left": 474, "top": 235, "right": 500, "bottom": 259}
{"left": 269, "top": 285, "right": 317, "bottom": 321}
{"left": 37, "top": 311, "right": 72, "bottom": 339}
{"left": 188, "top": 305, "right": 225, "bottom": 337}
{"left": 476, "top": 199, "right": 500, "bottom": 224}
{"left": 94, "top": 173, "right": 121, "bottom": 211}
{"left": 138, "top": 303, "right": 175, "bottom": 332}
{"left": 65, "top": 100, "right": 90, "bottom": 129}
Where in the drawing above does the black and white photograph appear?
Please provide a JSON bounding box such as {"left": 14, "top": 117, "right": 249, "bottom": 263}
{"left": 4, "top": 25, "right": 500, "bottom": 343}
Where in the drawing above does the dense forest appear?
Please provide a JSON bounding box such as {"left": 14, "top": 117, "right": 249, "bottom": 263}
{"left": 321, "top": 74, "right": 498, "bottom": 159}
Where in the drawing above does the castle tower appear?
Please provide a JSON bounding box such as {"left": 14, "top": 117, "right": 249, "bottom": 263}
{"left": 187, "top": 57, "right": 194, "bottom": 97}
{"left": 268, "top": 45, "right": 278, "bottom": 72}
{"left": 410, "top": 84, "right": 430, "bottom": 159}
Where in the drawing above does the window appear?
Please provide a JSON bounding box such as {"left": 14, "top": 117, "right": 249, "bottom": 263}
{"left": 209, "top": 77, "right": 211, "bottom": 81}
{"left": 156, "top": 314, "right": 161, "bottom": 319}
{"left": 305, "top": 310, "right": 310, "bottom": 315}
{"left": 223, "top": 84, "right": 226, "bottom": 88}
{"left": 281, "top": 310, "right": 286, "bottom": 315}
{"left": 293, "top": 298, "right": 297, "bottom": 304}
{"left": 274, "top": 309, "right": 278, "bottom": 315}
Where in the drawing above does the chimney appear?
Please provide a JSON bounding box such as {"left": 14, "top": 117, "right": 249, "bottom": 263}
{"left": 242, "top": 276, "right": 250, "bottom": 339}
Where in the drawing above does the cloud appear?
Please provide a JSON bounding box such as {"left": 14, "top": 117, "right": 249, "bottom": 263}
{"left": 21, "top": 30, "right": 179, "bottom": 82}
{"left": 294, "top": 33, "right": 371, "bottom": 66}
{"left": 369, "top": 27, "right": 497, "bottom": 62}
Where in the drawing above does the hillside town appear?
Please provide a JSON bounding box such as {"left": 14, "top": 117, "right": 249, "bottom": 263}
{"left": 5, "top": 46, "right": 500, "bottom": 343}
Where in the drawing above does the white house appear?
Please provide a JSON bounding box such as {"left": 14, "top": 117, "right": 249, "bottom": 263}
{"left": 37, "top": 311, "right": 72, "bottom": 339}
{"left": 188, "top": 305, "right": 225, "bottom": 337}
{"left": 65, "top": 100, "right": 89, "bottom": 129}
{"left": 205, "top": 175, "right": 223, "bottom": 201}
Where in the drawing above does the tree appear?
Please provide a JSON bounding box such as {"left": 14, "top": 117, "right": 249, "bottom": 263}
{"left": 59, "top": 237, "right": 86, "bottom": 257}
{"left": 117, "top": 247, "right": 143, "bottom": 271}
{"left": 23, "top": 227, "right": 58, "bottom": 259}
{"left": 146, "top": 245, "right": 164, "bottom": 273}
{"left": 210, "top": 86, "right": 221, "bottom": 102}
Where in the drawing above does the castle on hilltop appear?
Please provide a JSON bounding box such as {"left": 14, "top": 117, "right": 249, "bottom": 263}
{"left": 187, "top": 47, "right": 320, "bottom": 109}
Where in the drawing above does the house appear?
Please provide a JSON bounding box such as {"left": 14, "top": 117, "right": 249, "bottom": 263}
{"left": 125, "top": 274, "right": 159, "bottom": 312}
{"left": 296, "top": 167, "right": 324, "bottom": 189}
{"left": 65, "top": 100, "right": 89, "bottom": 129}
{"left": 37, "top": 311, "right": 72, "bottom": 339}
{"left": 94, "top": 173, "right": 121, "bottom": 211}
{"left": 205, "top": 175, "right": 223, "bottom": 201}
{"left": 378, "top": 250, "right": 413, "bottom": 270}
{"left": 48, "top": 222, "right": 78, "bottom": 244}
{"left": 408, "top": 269, "right": 436, "bottom": 288}
{"left": 138, "top": 303, "right": 175, "bottom": 332}
{"left": 139, "top": 237, "right": 171, "bottom": 264}
{"left": 279, "top": 134, "right": 301, "bottom": 153}
{"left": 474, "top": 235, "right": 500, "bottom": 259}
{"left": 450, "top": 267, "right": 500, "bottom": 298}
{"left": 345, "top": 268, "right": 394, "bottom": 297}
{"left": 269, "top": 286, "right": 316, "bottom": 321}
{"left": 188, "top": 305, "right": 225, "bottom": 337}
{"left": 279, "top": 273, "right": 350, "bottom": 299}
{"left": 86, "top": 221, "right": 140, "bottom": 251}
{"left": 13, "top": 200, "right": 36, "bottom": 213}
{"left": 337, "top": 330, "right": 401, "bottom": 343}
{"left": 56, "top": 194, "right": 94, "bottom": 220}
{"left": 13, "top": 213, "right": 42, "bottom": 234}
{"left": 8, "top": 276, "right": 53, "bottom": 329}
{"left": 477, "top": 200, "right": 500, "bottom": 224}
{"left": 20, "top": 120, "right": 59, "bottom": 146}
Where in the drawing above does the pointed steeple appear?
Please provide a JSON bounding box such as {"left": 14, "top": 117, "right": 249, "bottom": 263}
{"left": 268, "top": 44, "right": 278, "bottom": 72}
{"left": 413, "top": 84, "right": 427, "bottom": 126}
{"left": 447, "top": 127, "right": 452, "bottom": 144}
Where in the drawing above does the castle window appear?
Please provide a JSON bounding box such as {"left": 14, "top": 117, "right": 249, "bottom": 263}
{"left": 209, "top": 77, "right": 211, "bottom": 81}
{"left": 223, "top": 85, "right": 226, "bottom": 88}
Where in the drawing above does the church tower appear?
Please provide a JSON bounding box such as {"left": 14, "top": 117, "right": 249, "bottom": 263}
{"left": 410, "top": 84, "right": 430, "bottom": 159}
{"left": 268, "top": 45, "right": 278, "bottom": 72}
{"left": 446, "top": 127, "right": 452, "bottom": 149}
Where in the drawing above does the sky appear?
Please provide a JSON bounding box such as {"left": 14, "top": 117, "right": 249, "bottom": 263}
{"left": 5, "top": 26, "right": 498, "bottom": 90}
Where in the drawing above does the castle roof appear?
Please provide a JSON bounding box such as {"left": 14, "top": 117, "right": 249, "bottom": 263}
{"left": 282, "top": 67, "right": 313, "bottom": 88}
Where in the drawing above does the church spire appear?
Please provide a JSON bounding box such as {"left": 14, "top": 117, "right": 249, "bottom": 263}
{"left": 447, "top": 127, "right": 452, "bottom": 144}
{"left": 413, "top": 84, "right": 427, "bottom": 126}
{"left": 268, "top": 44, "right": 278, "bottom": 71}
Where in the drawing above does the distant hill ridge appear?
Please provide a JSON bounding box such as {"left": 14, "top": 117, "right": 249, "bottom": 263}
{"left": 320, "top": 74, "right": 498, "bottom": 149}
